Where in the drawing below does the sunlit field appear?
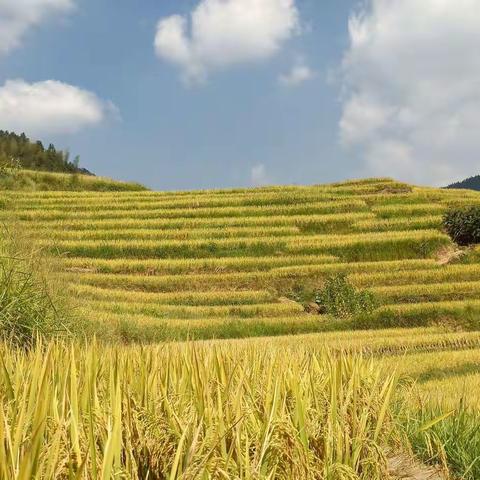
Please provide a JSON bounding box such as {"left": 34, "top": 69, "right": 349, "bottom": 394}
{"left": 2, "top": 177, "right": 480, "bottom": 342}
{"left": 1, "top": 176, "right": 480, "bottom": 478}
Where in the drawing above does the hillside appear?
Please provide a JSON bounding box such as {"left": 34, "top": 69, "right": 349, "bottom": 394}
{"left": 2, "top": 177, "right": 480, "bottom": 341}
{"left": 0, "top": 130, "right": 91, "bottom": 174}
{"left": 446, "top": 174, "right": 480, "bottom": 191}
{"left": 0, "top": 168, "right": 147, "bottom": 191}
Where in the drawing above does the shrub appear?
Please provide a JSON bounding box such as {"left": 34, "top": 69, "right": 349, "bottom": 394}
{"left": 443, "top": 207, "right": 480, "bottom": 246}
{"left": 315, "top": 274, "right": 377, "bottom": 318}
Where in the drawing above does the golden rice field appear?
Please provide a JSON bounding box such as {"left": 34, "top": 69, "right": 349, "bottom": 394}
{"left": 0, "top": 340, "right": 411, "bottom": 480}
{"left": 2, "top": 177, "right": 480, "bottom": 341}
{"left": 0, "top": 334, "right": 479, "bottom": 479}
{"left": 2, "top": 176, "right": 480, "bottom": 478}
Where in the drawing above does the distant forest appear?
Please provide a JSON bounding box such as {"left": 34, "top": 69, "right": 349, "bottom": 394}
{"left": 0, "top": 130, "right": 93, "bottom": 175}
{"left": 446, "top": 175, "right": 480, "bottom": 192}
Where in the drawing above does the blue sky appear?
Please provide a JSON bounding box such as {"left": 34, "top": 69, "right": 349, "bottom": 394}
{"left": 1, "top": 1, "right": 479, "bottom": 190}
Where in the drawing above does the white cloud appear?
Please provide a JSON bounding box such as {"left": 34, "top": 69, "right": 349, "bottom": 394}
{"left": 0, "top": 0, "right": 73, "bottom": 56}
{"left": 250, "top": 163, "right": 270, "bottom": 186}
{"left": 0, "top": 79, "right": 115, "bottom": 136}
{"left": 154, "top": 0, "right": 300, "bottom": 84}
{"left": 339, "top": 0, "right": 480, "bottom": 186}
{"left": 278, "top": 61, "right": 314, "bottom": 87}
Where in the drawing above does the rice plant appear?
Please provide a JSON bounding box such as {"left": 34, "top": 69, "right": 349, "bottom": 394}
{"left": 0, "top": 340, "right": 404, "bottom": 479}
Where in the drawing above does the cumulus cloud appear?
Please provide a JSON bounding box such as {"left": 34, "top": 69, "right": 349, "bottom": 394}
{"left": 0, "top": 79, "right": 115, "bottom": 136}
{"left": 339, "top": 0, "right": 480, "bottom": 185}
{"left": 0, "top": 0, "right": 73, "bottom": 56}
{"left": 278, "top": 61, "right": 314, "bottom": 87}
{"left": 250, "top": 163, "right": 270, "bottom": 186}
{"left": 154, "top": 0, "right": 299, "bottom": 84}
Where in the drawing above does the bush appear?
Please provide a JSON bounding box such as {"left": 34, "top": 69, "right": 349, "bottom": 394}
{"left": 315, "top": 274, "right": 377, "bottom": 318}
{"left": 0, "top": 156, "right": 21, "bottom": 177}
{"left": 0, "top": 230, "right": 72, "bottom": 346}
{"left": 443, "top": 207, "right": 480, "bottom": 246}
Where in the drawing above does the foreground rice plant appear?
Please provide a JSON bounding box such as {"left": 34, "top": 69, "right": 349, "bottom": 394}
{"left": 0, "top": 341, "right": 402, "bottom": 479}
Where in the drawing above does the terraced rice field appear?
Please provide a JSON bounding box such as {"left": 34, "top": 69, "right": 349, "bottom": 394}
{"left": 2, "top": 176, "right": 480, "bottom": 478}
{"left": 216, "top": 327, "right": 480, "bottom": 404}
{"left": 2, "top": 177, "right": 480, "bottom": 342}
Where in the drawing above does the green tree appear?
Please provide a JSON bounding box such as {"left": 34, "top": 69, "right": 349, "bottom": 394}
{"left": 0, "top": 130, "right": 92, "bottom": 175}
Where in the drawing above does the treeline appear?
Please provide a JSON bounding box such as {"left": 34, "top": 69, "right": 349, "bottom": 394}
{"left": 446, "top": 175, "right": 480, "bottom": 192}
{"left": 0, "top": 130, "right": 93, "bottom": 175}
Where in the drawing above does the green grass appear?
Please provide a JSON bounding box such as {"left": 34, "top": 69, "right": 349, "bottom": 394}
{"left": 31, "top": 225, "right": 303, "bottom": 241}
{"left": 352, "top": 264, "right": 480, "bottom": 287}
{"left": 404, "top": 404, "right": 480, "bottom": 480}
{"left": 72, "top": 284, "right": 276, "bottom": 305}
{"left": 373, "top": 280, "right": 480, "bottom": 303}
{"left": 360, "top": 301, "right": 480, "bottom": 330}
{"left": 61, "top": 253, "right": 339, "bottom": 274}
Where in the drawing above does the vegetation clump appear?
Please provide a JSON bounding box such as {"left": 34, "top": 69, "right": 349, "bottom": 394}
{"left": 315, "top": 273, "right": 377, "bottom": 318}
{"left": 0, "top": 156, "right": 21, "bottom": 178}
{"left": 403, "top": 401, "right": 480, "bottom": 480}
{"left": 443, "top": 206, "right": 480, "bottom": 246}
{"left": 0, "top": 231, "right": 72, "bottom": 346}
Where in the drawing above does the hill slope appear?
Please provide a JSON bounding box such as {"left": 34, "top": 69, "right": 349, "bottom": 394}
{"left": 2, "top": 177, "right": 480, "bottom": 341}
{"left": 0, "top": 169, "right": 147, "bottom": 191}
{"left": 446, "top": 174, "right": 480, "bottom": 191}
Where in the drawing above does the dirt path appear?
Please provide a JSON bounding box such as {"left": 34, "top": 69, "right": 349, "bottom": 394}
{"left": 388, "top": 454, "right": 447, "bottom": 480}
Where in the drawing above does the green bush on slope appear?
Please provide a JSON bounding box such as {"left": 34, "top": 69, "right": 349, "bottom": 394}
{"left": 443, "top": 206, "right": 480, "bottom": 246}
{"left": 315, "top": 274, "right": 377, "bottom": 318}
